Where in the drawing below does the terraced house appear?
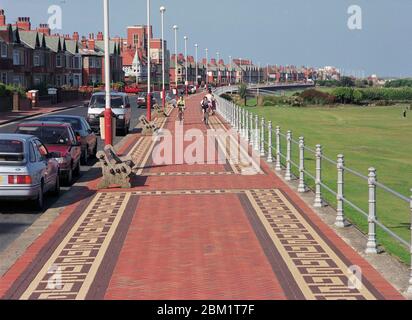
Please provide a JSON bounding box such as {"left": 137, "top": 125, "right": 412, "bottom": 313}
{"left": 0, "top": 9, "right": 123, "bottom": 89}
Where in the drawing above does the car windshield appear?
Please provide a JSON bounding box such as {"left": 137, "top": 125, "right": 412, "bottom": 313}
{"left": 90, "top": 95, "right": 124, "bottom": 108}
{"left": 16, "top": 126, "right": 71, "bottom": 145}
{"left": 38, "top": 117, "right": 82, "bottom": 131}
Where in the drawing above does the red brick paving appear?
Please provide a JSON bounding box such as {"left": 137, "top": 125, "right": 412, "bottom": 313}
{"left": 0, "top": 93, "right": 405, "bottom": 300}
{"left": 105, "top": 194, "right": 286, "bottom": 300}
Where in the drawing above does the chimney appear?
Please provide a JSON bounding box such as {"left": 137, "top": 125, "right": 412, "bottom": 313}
{"left": 218, "top": 59, "right": 225, "bottom": 66}
{"left": 210, "top": 58, "right": 217, "bottom": 66}
{"left": 81, "top": 36, "right": 87, "bottom": 48}
{"left": 37, "top": 23, "right": 51, "bottom": 36}
{"left": 202, "top": 58, "right": 207, "bottom": 65}
{"left": 0, "top": 9, "right": 6, "bottom": 26}
{"left": 73, "top": 32, "right": 79, "bottom": 41}
{"left": 16, "top": 17, "right": 31, "bottom": 31}
{"left": 96, "top": 31, "right": 103, "bottom": 41}
{"left": 88, "top": 33, "right": 95, "bottom": 50}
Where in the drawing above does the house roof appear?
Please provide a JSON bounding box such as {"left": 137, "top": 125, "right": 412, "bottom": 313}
{"left": 65, "top": 39, "right": 79, "bottom": 54}
{"left": 95, "top": 40, "right": 119, "bottom": 55}
{"left": 19, "top": 30, "right": 42, "bottom": 49}
{"left": 43, "top": 35, "right": 62, "bottom": 52}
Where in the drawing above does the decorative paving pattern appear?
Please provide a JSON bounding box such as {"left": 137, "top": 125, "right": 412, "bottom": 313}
{"left": 18, "top": 192, "right": 131, "bottom": 300}
{"left": 142, "top": 171, "right": 236, "bottom": 177}
{"left": 244, "top": 189, "right": 379, "bottom": 300}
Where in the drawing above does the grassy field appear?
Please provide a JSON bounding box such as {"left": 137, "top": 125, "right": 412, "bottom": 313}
{"left": 242, "top": 101, "right": 412, "bottom": 264}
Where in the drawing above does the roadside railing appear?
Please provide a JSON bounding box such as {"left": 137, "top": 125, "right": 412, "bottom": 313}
{"left": 214, "top": 86, "right": 412, "bottom": 294}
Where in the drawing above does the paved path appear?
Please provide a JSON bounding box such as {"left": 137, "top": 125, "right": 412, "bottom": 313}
{"left": 0, "top": 94, "right": 403, "bottom": 300}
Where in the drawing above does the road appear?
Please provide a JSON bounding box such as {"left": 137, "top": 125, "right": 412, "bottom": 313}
{"left": 0, "top": 96, "right": 147, "bottom": 253}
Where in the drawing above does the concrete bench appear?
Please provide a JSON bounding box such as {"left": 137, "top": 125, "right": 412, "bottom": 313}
{"left": 139, "top": 115, "right": 159, "bottom": 135}
{"left": 154, "top": 104, "right": 167, "bottom": 118}
{"left": 97, "top": 145, "right": 135, "bottom": 189}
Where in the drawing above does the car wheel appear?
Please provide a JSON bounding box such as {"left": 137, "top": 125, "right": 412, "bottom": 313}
{"left": 65, "top": 168, "right": 73, "bottom": 186}
{"left": 51, "top": 174, "right": 60, "bottom": 196}
{"left": 34, "top": 183, "right": 44, "bottom": 211}
{"left": 74, "top": 161, "right": 81, "bottom": 177}
{"left": 81, "top": 147, "right": 88, "bottom": 165}
{"left": 92, "top": 143, "right": 98, "bottom": 158}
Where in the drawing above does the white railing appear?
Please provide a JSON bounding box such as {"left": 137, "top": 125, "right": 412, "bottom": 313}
{"left": 214, "top": 87, "right": 412, "bottom": 294}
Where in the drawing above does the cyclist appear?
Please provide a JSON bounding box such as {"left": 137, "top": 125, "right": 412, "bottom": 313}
{"left": 177, "top": 95, "right": 186, "bottom": 124}
{"left": 205, "top": 89, "right": 217, "bottom": 115}
{"left": 200, "top": 96, "right": 210, "bottom": 125}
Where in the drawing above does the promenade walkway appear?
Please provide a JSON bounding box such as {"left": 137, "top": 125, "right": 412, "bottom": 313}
{"left": 0, "top": 94, "right": 403, "bottom": 300}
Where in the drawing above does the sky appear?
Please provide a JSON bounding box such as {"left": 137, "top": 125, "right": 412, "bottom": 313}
{"left": 1, "top": 0, "right": 411, "bottom": 77}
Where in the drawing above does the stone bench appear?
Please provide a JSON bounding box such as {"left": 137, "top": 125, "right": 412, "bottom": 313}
{"left": 139, "top": 115, "right": 159, "bottom": 135}
{"left": 97, "top": 145, "right": 135, "bottom": 189}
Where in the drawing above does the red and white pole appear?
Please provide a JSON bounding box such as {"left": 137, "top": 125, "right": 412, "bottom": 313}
{"left": 146, "top": 0, "right": 152, "bottom": 121}
{"left": 103, "top": 0, "right": 112, "bottom": 146}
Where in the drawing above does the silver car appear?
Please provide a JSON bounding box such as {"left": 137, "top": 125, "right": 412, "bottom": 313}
{"left": 0, "top": 134, "right": 60, "bottom": 210}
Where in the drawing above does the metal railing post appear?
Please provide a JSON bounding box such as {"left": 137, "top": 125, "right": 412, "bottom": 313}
{"left": 408, "top": 189, "right": 412, "bottom": 295}
{"left": 241, "top": 109, "right": 245, "bottom": 138}
{"left": 245, "top": 110, "right": 249, "bottom": 142}
{"left": 335, "top": 154, "right": 347, "bottom": 228}
{"left": 267, "top": 121, "right": 273, "bottom": 163}
{"left": 260, "top": 117, "right": 265, "bottom": 156}
{"left": 285, "top": 130, "right": 292, "bottom": 181}
{"left": 314, "top": 144, "right": 324, "bottom": 208}
{"left": 249, "top": 112, "right": 253, "bottom": 146}
{"left": 275, "top": 126, "right": 282, "bottom": 171}
{"left": 254, "top": 115, "right": 259, "bottom": 151}
{"left": 366, "top": 168, "right": 378, "bottom": 254}
{"left": 297, "top": 136, "right": 307, "bottom": 193}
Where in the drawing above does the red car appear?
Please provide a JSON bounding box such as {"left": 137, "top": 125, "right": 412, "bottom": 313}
{"left": 124, "top": 85, "right": 140, "bottom": 94}
{"left": 15, "top": 122, "right": 82, "bottom": 185}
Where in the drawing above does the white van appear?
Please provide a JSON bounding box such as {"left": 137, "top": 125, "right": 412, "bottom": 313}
{"left": 86, "top": 92, "right": 132, "bottom": 136}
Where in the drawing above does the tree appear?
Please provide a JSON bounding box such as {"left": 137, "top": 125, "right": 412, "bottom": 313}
{"left": 238, "top": 83, "right": 248, "bottom": 106}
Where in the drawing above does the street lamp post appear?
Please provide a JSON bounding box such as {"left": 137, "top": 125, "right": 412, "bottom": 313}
{"left": 184, "top": 35, "right": 188, "bottom": 96}
{"left": 195, "top": 44, "right": 198, "bottom": 88}
{"left": 173, "top": 25, "right": 178, "bottom": 94}
{"left": 205, "top": 48, "right": 209, "bottom": 88}
{"left": 146, "top": 0, "right": 152, "bottom": 121}
{"left": 160, "top": 6, "right": 166, "bottom": 111}
{"left": 216, "top": 51, "right": 220, "bottom": 85}
{"left": 103, "top": 0, "right": 112, "bottom": 146}
{"left": 229, "top": 55, "right": 232, "bottom": 86}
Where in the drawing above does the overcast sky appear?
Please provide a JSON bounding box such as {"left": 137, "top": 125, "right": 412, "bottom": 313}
{"left": 1, "top": 0, "right": 411, "bottom": 77}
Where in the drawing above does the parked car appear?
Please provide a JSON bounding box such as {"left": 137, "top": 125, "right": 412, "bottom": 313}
{"left": 86, "top": 92, "right": 132, "bottom": 136}
{"left": 0, "top": 134, "right": 60, "bottom": 210}
{"left": 124, "top": 84, "right": 140, "bottom": 94}
{"left": 35, "top": 115, "right": 98, "bottom": 165}
{"left": 15, "top": 122, "right": 82, "bottom": 186}
{"left": 137, "top": 92, "right": 156, "bottom": 108}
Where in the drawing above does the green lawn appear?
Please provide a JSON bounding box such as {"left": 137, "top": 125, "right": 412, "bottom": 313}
{"left": 242, "top": 102, "right": 412, "bottom": 265}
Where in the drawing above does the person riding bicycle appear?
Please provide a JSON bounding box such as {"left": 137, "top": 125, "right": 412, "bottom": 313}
{"left": 177, "top": 96, "right": 186, "bottom": 123}
{"left": 205, "top": 89, "right": 217, "bottom": 115}
{"left": 200, "top": 96, "right": 210, "bottom": 125}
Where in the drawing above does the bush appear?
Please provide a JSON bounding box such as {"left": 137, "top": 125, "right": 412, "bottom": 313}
{"left": 220, "top": 93, "right": 233, "bottom": 102}
{"left": 0, "top": 83, "right": 26, "bottom": 98}
{"left": 300, "top": 89, "right": 336, "bottom": 105}
{"left": 384, "top": 79, "right": 412, "bottom": 88}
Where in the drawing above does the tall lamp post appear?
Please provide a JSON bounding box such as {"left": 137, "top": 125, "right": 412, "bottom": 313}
{"left": 194, "top": 43, "right": 198, "bottom": 88}
{"left": 229, "top": 55, "right": 232, "bottom": 86}
{"left": 205, "top": 48, "right": 209, "bottom": 88}
{"left": 216, "top": 51, "right": 220, "bottom": 85}
{"left": 160, "top": 6, "right": 166, "bottom": 110}
{"left": 146, "top": 0, "right": 152, "bottom": 121}
{"left": 184, "top": 35, "right": 188, "bottom": 96}
{"left": 103, "top": 0, "right": 112, "bottom": 146}
{"left": 173, "top": 25, "right": 178, "bottom": 94}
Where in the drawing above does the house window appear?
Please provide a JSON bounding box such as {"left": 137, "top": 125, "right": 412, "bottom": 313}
{"left": 33, "top": 54, "right": 40, "bottom": 67}
{"left": 33, "top": 75, "right": 42, "bottom": 86}
{"left": 13, "top": 50, "right": 22, "bottom": 65}
{"left": 95, "top": 58, "right": 101, "bottom": 68}
{"left": 56, "top": 54, "right": 62, "bottom": 67}
{"left": 133, "top": 34, "right": 138, "bottom": 46}
{"left": 73, "top": 56, "right": 80, "bottom": 69}
{"left": 1, "top": 72, "right": 7, "bottom": 84}
{"left": 1, "top": 42, "right": 7, "bottom": 58}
